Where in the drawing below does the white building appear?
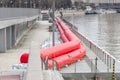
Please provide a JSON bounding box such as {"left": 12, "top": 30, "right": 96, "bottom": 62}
{"left": 71, "top": 0, "right": 120, "bottom": 3}
{"left": 86, "top": 0, "right": 120, "bottom": 3}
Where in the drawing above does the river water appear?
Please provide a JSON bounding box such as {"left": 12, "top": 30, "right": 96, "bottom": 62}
{"left": 65, "top": 13, "right": 120, "bottom": 59}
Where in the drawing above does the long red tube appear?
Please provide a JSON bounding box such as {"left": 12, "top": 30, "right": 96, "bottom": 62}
{"left": 20, "top": 17, "right": 86, "bottom": 70}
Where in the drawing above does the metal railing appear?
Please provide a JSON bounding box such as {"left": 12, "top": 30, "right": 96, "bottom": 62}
{"left": 65, "top": 20, "right": 120, "bottom": 72}
{"left": 39, "top": 57, "right": 119, "bottom": 80}
{"left": 59, "top": 58, "right": 114, "bottom": 73}
{"left": 40, "top": 19, "right": 120, "bottom": 73}
{"left": 72, "top": 27, "right": 120, "bottom": 71}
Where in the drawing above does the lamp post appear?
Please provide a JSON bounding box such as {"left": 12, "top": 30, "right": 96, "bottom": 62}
{"left": 52, "top": 0, "right": 55, "bottom": 46}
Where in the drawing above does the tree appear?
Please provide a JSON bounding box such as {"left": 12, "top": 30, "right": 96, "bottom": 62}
{"left": 74, "top": 1, "right": 79, "bottom": 9}
{"left": 66, "top": 0, "right": 72, "bottom": 8}
{"left": 0, "top": 0, "right": 72, "bottom": 9}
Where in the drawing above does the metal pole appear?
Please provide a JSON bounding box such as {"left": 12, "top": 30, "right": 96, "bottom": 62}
{"left": 52, "top": 0, "right": 55, "bottom": 46}
{"left": 112, "top": 60, "right": 115, "bottom": 80}
{"left": 45, "top": 56, "right": 49, "bottom": 70}
{"left": 52, "top": 59, "right": 54, "bottom": 70}
{"left": 75, "top": 62, "right": 76, "bottom": 72}
{"left": 91, "top": 59, "right": 93, "bottom": 72}
{"left": 94, "top": 57, "right": 98, "bottom": 80}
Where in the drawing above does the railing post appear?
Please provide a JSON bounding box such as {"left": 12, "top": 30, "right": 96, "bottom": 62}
{"left": 110, "top": 57, "right": 111, "bottom": 69}
{"left": 91, "top": 59, "right": 93, "bottom": 72}
{"left": 105, "top": 53, "right": 106, "bottom": 64}
{"left": 52, "top": 59, "right": 55, "bottom": 70}
{"left": 112, "top": 59, "right": 115, "bottom": 80}
{"left": 41, "top": 57, "right": 44, "bottom": 70}
{"left": 45, "top": 56, "right": 49, "bottom": 70}
{"left": 94, "top": 57, "right": 98, "bottom": 80}
{"left": 51, "top": 59, "right": 58, "bottom": 70}
{"left": 107, "top": 55, "right": 109, "bottom": 72}
{"left": 75, "top": 62, "right": 76, "bottom": 73}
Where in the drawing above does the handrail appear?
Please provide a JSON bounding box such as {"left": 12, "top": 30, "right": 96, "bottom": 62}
{"left": 72, "top": 25, "right": 119, "bottom": 62}
{"left": 64, "top": 19, "right": 118, "bottom": 61}
{"left": 64, "top": 19, "right": 120, "bottom": 71}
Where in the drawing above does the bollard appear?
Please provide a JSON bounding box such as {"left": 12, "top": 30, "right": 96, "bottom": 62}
{"left": 45, "top": 56, "right": 49, "bottom": 70}
{"left": 94, "top": 57, "right": 98, "bottom": 80}
{"left": 112, "top": 60, "right": 115, "bottom": 80}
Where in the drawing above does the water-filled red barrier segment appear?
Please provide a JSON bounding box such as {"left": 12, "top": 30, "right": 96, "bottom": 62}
{"left": 41, "top": 41, "right": 80, "bottom": 60}
{"left": 56, "top": 22, "right": 69, "bottom": 42}
{"left": 20, "top": 17, "right": 86, "bottom": 70}
{"left": 48, "top": 45, "right": 86, "bottom": 69}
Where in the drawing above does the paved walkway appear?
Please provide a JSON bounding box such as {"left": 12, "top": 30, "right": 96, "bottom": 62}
{"left": 0, "top": 21, "right": 50, "bottom": 69}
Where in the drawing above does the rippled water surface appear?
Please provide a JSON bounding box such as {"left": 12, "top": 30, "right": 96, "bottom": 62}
{"left": 65, "top": 13, "right": 120, "bottom": 59}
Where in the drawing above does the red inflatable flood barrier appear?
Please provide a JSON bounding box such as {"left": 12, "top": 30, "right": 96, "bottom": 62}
{"left": 20, "top": 17, "right": 86, "bottom": 70}
{"left": 56, "top": 22, "right": 69, "bottom": 42}
{"left": 48, "top": 44, "right": 86, "bottom": 69}
{"left": 41, "top": 18, "right": 81, "bottom": 60}
{"left": 41, "top": 40, "right": 80, "bottom": 60}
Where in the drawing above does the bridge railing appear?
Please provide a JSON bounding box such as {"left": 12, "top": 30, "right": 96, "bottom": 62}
{"left": 64, "top": 19, "right": 120, "bottom": 72}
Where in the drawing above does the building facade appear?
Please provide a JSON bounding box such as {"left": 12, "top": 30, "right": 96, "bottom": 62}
{"left": 72, "top": 0, "right": 120, "bottom": 3}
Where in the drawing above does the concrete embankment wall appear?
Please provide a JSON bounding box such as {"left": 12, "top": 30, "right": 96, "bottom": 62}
{"left": 0, "top": 8, "right": 39, "bottom": 20}
{"left": 0, "top": 8, "right": 39, "bottom": 53}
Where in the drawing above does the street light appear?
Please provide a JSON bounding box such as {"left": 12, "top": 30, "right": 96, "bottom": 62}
{"left": 52, "top": 0, "right": 55, "bottom": 46}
